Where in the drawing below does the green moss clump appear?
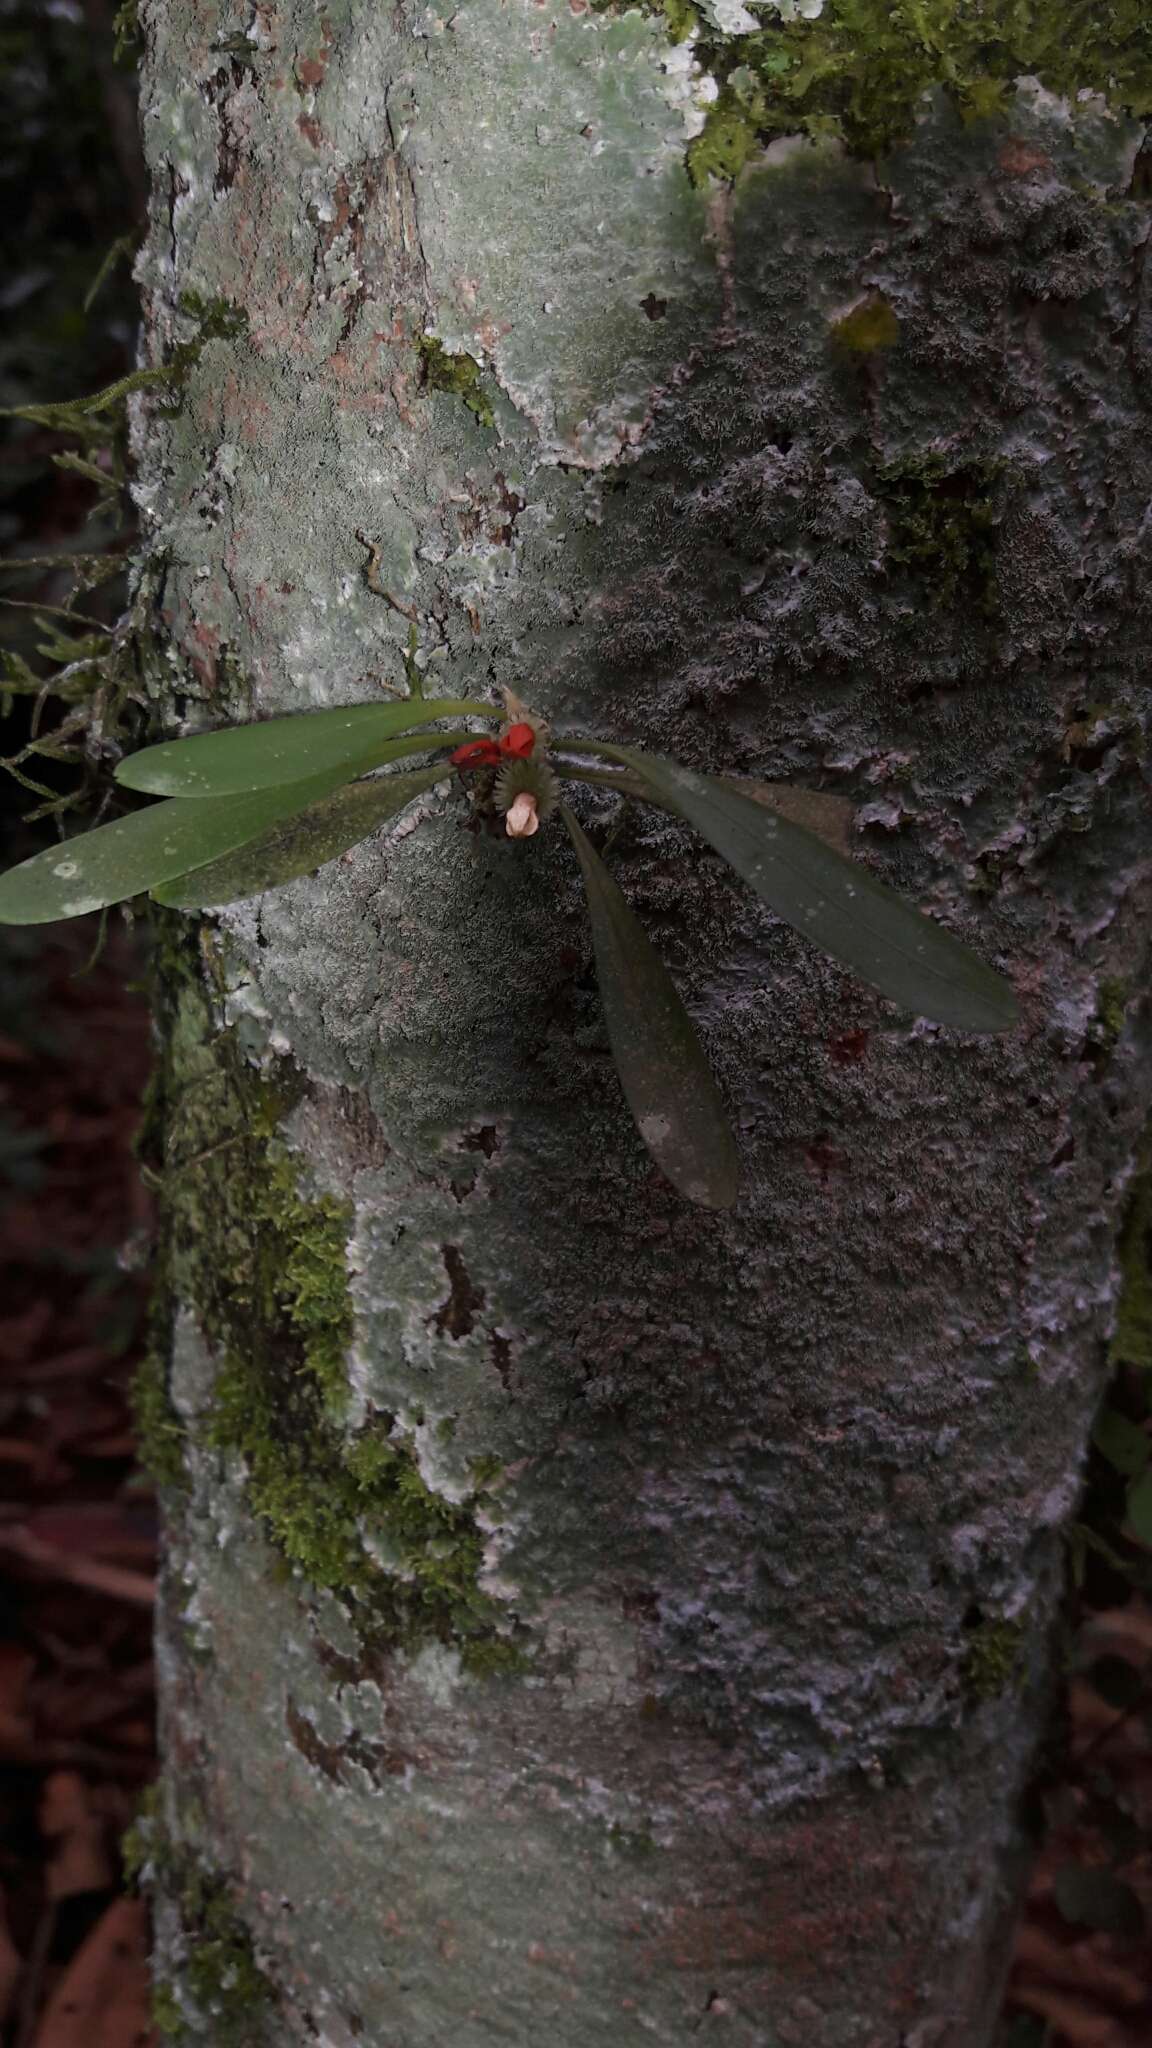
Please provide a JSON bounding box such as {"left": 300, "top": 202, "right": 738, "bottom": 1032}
{"left": 874, "top": 450, "right": 1002, "bottom": 609}
{"left": 687, "top": 91, "right": 765, "bottom": 185}
{"left": 175, "top": 1883, "right": 273, "bottom": 2045}
{"left": 150, "top": 1984, "right": 185, "bottom": 2037}
{"left": 1093, "top": 977, "right": 1130, "bottom": 1062}
{"left": 122, "top": 1794, "right": 275, "bottom": 2046}
{"left": 254, "top": 1149, "right": 354, "bottom": 1412}
{"left": 3, "top": 294, "right": 248, "bottom": 438}
{"left": 659, "top": 0, "right": 699, "bottom": 41}
{"left": 963, "top": 1616, "right": 1025, "bottom": 1701}
{"left": 112, "top": 0, "right": 142, "bottom": 66}
{"left": 121, "top": 1784, "right": 162, "bottom": 1890}
{"left": 417, "top": 337, "right": 495, "bottom": 428}
{"left": 680, "top": 0, "right": 1152, "bottom": 173}
{"left": 153, "top": 917, "right": 524, "bottom": 1672}
{"left": 131, "top": 1349, "right": 188, "bottom": 1490}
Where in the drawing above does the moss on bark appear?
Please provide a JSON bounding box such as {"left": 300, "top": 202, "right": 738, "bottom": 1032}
{"left": 678, "top": 0, "right": 1152, "bottom": 178}
{"left": 124, "top": 1789, "right": 276, "bottom": 2045}
{"left": 1109, "top": 1162, "right": 1152, "bottom": 1375}
{"left": 416, "top": 336, "right": 497, "bottom": 429}
{"left": 150, "top": 914, "right": 524, "bottom": 1671}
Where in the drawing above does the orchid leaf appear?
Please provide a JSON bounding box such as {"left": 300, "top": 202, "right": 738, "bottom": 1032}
{"left": 0, "top": 768, "right": 354, "bottom": 925}
{"left": 592, "top": 747, "right": 1018, "bottom": 1034}
{"left": 562, "top": 805, "right": 739, "bottom": 1210}
{"left": 153, "top": 766, "right": 445, "bottom": 908}
{"left": 554, "top": 759, "right": 854, "bottom": 855}
{"left": 116, "top": 699, "right": 492, "bottom": 797}
{"left": 1092, "top": 1407, "right": 1150, "bottom": 1479}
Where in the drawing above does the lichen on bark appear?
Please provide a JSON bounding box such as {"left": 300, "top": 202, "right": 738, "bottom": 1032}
{"left": 145, "top": 913, "right": 523, "bottom": 1669}
{"left": 123, "top": 1787, "right": 276, "bottom": 2044}
{"left": 132, "top": 0, "right": 1152, "bottom": 2041}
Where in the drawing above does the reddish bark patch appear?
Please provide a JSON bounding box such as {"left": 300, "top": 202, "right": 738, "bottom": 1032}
{"left": 489, "top": 1330, "right": 512, "bottom": 1388}
{"left": 460, "top": 1126, "right": 500, "bottom": 1159}
{"left": 186, "top": 619, "right": 222, "bottom": 692}
{"left": 827, "top": 1028, "right": 870, "bottom": 1066}
{"left": 803, "top": 1136, "right": 850, "bottom": 1181}
{"left": 626, "top": 1801, "right": 929, "bottom": 2022}
{"left": 295, "top": 18, "right": 334, "bottom": 95}
{"left": 998, "top": 137, "right": 1052, "bottom": 178}
{"left": 431, "top": 1247, "right": 486, "bottom": 1340}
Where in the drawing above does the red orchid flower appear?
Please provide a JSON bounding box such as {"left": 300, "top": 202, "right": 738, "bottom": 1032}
{"left": 451, "top": 738, "right": 501, "bottom": 770}
{"left": 500, "top": 722, "right": 536, "bottom": 760}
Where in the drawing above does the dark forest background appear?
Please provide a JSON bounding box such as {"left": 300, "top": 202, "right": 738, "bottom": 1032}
{"left": 1, "top": 4, "right": 156, "bottom": 2041}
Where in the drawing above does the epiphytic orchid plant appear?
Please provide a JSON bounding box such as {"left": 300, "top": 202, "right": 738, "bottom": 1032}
{"left": 0, "top": 689, "right": 1017, "bottom": 1208}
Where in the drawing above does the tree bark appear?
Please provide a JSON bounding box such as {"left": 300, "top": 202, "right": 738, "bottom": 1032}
{"left": 132, "top": 4, "right": 1152, "bottom": 2043}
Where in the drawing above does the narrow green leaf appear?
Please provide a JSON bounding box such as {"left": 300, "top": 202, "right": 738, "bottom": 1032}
{"left": 589, "top": 745, "right": 1018, "bottom": 1034}
{"left": 562, "top": 805, "right": 739, "bottom": 1210}
{"left": 116, "top": 700, "right": 492, "bottom": 797}
{"left": 1092, "top": 1407, "right": 1150, "bottom": 1479}
{"left": 1126, "top": 1467, "right": 1152, "bottom": 1546}
{"left": 553, "top": 760, "right": 854, "bottom": 854}
{"left": 153, "top": 767, "right": 445, "bottom": 908}
{"left": 0, "top": 768, "right": 354, "bottom": 925}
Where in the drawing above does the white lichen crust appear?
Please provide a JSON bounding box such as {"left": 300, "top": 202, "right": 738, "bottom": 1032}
{"left": 135, "top": 3, "right": 1152, "bottom": 2043}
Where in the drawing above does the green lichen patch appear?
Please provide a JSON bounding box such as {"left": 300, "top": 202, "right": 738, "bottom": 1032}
{"left": 417, "top": 336, "right": 496, "bottom": 429}
{"left": 831, "top": 291, "right": 900, "bottom": 354}
{"left": 962, "top": 1614, "right": 1026, "bottom": 1702}
{"left": 873, "top": 450, "right": 1003, "bottom": 610}
{"left": 681, "top": 0, "right": 1152, "bottom": 174}
{"left": 122, "top": 1792, "right": 275, "bottom": 2046}
{"left": 1091, "top": 976, "right": 1130, "bottom": 1064}
{"left": 153, "top": 917, "right": 523, "bottom": 1671}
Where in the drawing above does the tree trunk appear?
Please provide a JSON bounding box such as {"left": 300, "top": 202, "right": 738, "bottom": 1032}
{"left": 131, "top": 4, "right": 1152, "bottom": 2043}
